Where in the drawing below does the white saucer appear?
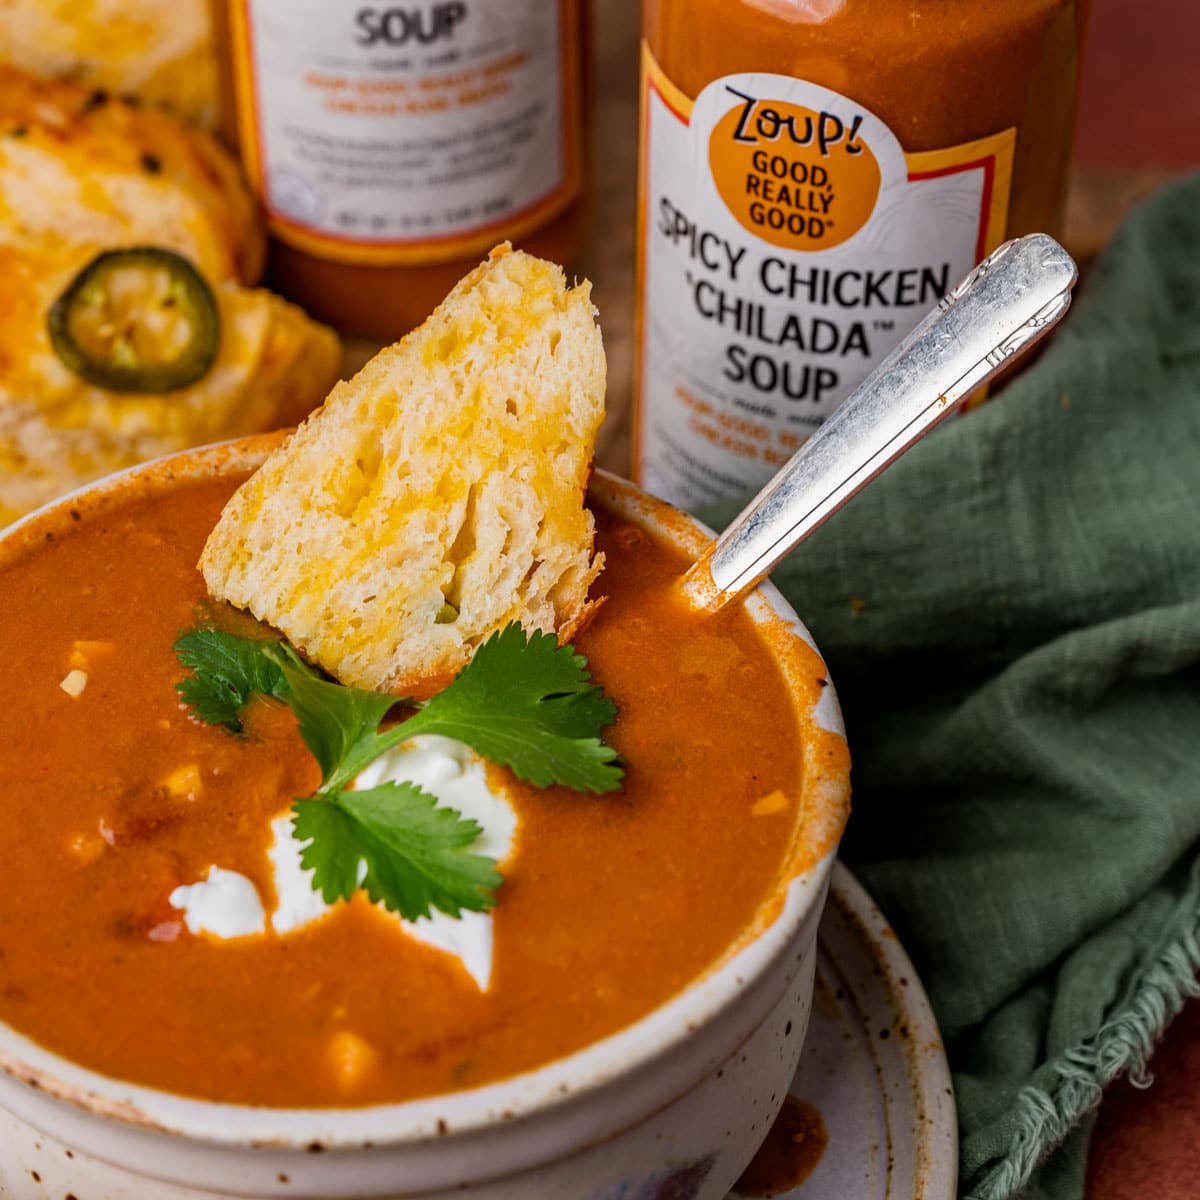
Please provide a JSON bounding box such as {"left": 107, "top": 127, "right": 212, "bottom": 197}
{"left": 730, "top": 862, "right": 957, "bottom": 1199}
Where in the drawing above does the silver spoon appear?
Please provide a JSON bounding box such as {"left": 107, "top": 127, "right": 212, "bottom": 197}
{"left": 680, "top": 233, "right": 1079, "bottom": 612}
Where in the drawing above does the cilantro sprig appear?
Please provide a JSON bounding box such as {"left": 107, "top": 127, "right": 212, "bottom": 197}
{"left": 292, "top": 787, "right": 501, "bottom": 917}
{"left": 173, "top": 625, "right": 622, "bottom": 920}
{"left": 174, "top": 629, "right": 287, "bottom": 731}
{"left": 400, "top": 626, "right": 621, "bottom": 793}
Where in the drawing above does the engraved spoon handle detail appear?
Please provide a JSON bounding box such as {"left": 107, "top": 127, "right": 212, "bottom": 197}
{"left": 681, "top": 233, "right": 1078, "bottom": 611}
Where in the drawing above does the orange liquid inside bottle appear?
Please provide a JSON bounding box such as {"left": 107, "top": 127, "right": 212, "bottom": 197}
{"left": 214, "top": 0, "right": 588, "bottom": 340}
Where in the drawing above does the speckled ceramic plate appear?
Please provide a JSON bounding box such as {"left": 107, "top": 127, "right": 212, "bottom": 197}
{"left": 730, "top": 862, "right": 957, "bottom": 1200}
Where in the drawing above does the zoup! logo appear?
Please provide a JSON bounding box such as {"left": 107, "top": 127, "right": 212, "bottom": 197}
{"left": 708, "top": 86, "right": 880, "bottom": 252}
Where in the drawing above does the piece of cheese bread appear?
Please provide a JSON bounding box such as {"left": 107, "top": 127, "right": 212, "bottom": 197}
{"left": 0, "top": 242, "right": 342, "bottom": 525}
{"left": 0, "top": 67, "right": 341, "bottom": 526}
{"left": 201, "top": 245, "right": 606, "bottom": 695}
{"left": 0, "top": 65, "right": 261, "bottom": 284}
{"left": 0, "top": 0, "right": 218, "bottom": 129}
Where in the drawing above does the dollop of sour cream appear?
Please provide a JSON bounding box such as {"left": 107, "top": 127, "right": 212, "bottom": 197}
{"left": 169, "top": 867, "right": 266, "bottom": 939}
{"left": 168, "top": 735, "right": 517, "bottom": 990}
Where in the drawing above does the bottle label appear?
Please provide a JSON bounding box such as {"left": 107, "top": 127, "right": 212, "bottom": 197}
{"left": 229, "top": 0, "right": 581, "bottom": 266}
{"left": 636, "top": 46, "right": 1015, "bottom": 507}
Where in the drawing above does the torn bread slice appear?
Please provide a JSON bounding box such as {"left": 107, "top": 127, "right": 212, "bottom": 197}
{"left": 200, "top": 244, "right": 606, "bottom": 695}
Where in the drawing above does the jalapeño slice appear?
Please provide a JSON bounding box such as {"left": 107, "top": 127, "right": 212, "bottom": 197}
{"left": 47, "top": 247, "right": 220, "bottom": 393}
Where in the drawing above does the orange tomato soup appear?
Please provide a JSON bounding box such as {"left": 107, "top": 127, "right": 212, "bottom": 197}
{"left": 0, "top": 473, "right": 805, "bottom": 1106}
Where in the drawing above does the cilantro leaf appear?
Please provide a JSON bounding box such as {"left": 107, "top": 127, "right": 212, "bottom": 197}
{"left": 263, "top": 643, "right": 400, "bottom": 792}
{"left": 402, "top": 626, "right": 623, "bottom": 793}
{"left": 292, "top": 784, "right": 500, "bottom": 920}
{"left": 175, "top": 621, "right": 621, "bottom": 925}
{"left": 173, "top": 629, "right": 287, "bottom": 731}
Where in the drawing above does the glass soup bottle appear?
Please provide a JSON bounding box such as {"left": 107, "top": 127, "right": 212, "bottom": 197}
{"left": 214, "top": 0, "right": 588, "bottom": 338}
{"left": 635, "top": 0, "right": 1088, "bottom": 507}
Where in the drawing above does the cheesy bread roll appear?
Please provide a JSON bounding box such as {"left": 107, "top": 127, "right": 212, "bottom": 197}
{"left": 0, "top": 243, "right": 341, "bottom": 524}
{"left": 0, "top": 66, "right": 261, "bottom": 284}
{"left": 0, "top": 0, "right": 218, "bottom": 129}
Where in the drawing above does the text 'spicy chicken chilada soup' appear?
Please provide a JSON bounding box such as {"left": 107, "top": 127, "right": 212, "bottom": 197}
{"left": 0, "top": 463, "right": 840, "bottom": 1109}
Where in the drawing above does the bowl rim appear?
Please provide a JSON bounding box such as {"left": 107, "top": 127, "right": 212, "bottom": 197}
{"left": 0, "top": 438, "right": 851, "bottom": 1151}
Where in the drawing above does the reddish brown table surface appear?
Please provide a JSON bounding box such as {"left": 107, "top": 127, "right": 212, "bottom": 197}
{"left": 1087, "top": 1000, "right": 1200, "bottom": 1198}
{"left": 1070, "top": 1, "right": 1200, "bottom": 1194}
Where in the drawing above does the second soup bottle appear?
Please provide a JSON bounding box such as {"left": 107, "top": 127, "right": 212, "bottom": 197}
{"left": 213, "top": 0, "right": 588, "bottom": 340}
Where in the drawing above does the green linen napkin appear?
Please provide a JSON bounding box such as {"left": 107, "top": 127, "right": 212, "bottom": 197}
{"left": 701, "top": 174, "right": 1200, "bottom": 1200}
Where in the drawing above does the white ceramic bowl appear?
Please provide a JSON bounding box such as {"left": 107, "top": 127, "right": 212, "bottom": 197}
{"left": 0, "top": 439, "right": 850, "bottom": 1200}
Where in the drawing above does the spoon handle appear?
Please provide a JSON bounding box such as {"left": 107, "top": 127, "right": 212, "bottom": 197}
{"left": 681, "top": 233, "right": 1078, "bottom": 611}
